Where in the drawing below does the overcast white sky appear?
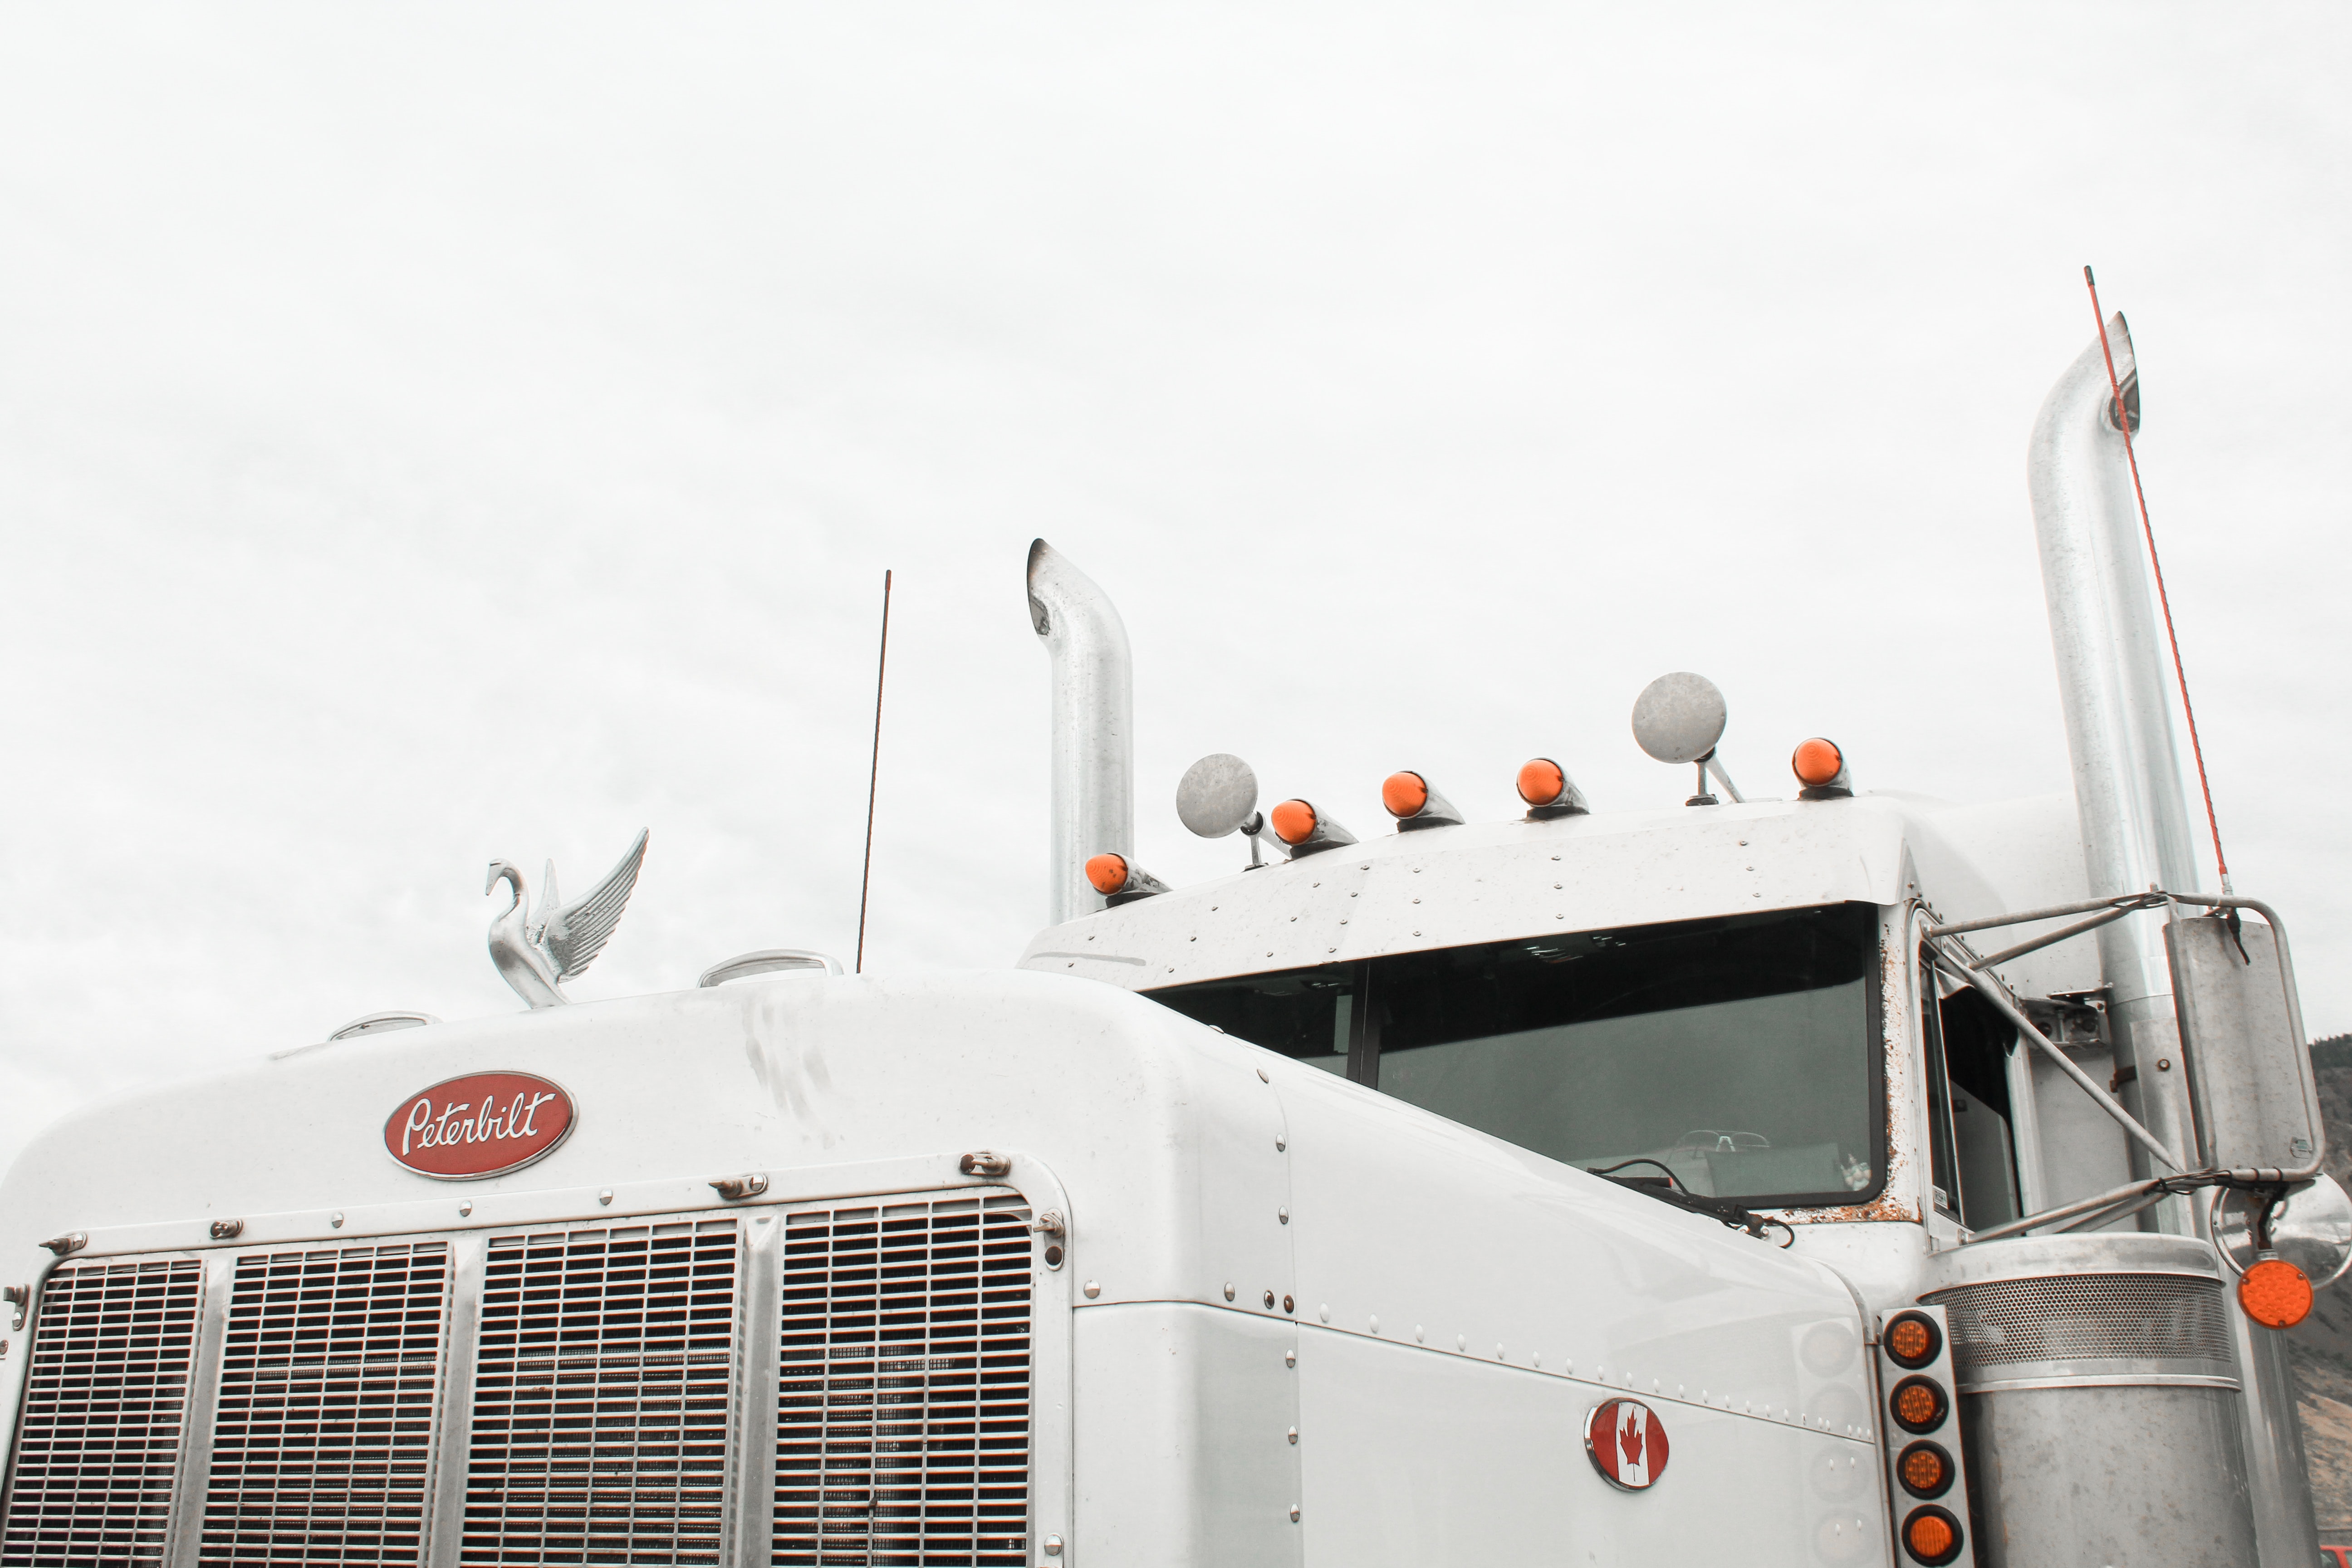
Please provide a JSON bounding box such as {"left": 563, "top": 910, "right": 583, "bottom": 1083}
{"left": 3, "top": 6, "right": 2347, "bottom": 1171}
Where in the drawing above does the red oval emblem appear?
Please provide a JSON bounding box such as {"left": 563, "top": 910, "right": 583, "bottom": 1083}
{"left": 1586, "top": 1399, "right": 1669, "bottom": 1490}
{"left": 384, "top": 1072, "right": 575, "bottom": 1179}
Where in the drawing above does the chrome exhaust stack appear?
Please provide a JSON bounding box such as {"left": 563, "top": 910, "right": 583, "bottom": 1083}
{"left": 1026, "top": 539, "right": 1135, "bottom": 926}
{"left": 2026, "top": 317, "right": 2319, "bottom": 1566}
{"left": 2029, "top": 312, "right": 2202, "bottom": 1181}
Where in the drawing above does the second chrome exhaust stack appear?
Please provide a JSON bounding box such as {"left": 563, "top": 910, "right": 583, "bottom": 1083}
{"left": 1027, "top": 539, "right": 1135, "bottom": 926}
{"left": 2028, "top": 309, "right": 2321, "bottom": 1568}
{"left": 2029, "top": 312, "right": 2201, "bottom": 1175}
{"left": 2030, "top": 312, "right": 2200, "bottom": 916}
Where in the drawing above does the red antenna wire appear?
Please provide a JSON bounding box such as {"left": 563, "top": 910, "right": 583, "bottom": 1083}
{"left": 2083, "top": 265, "right": 2231, "bottom": 895}
{"left": 855, "top": 568, "right": 893, "bottom": 972}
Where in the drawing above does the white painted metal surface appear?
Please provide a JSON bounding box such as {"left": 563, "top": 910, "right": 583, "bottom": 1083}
{"left": 0, "top": 969, "right": 1882, "bottom": 1564}
{"left": 1019, "top": 790, "right": 2097, "bottom": 1004}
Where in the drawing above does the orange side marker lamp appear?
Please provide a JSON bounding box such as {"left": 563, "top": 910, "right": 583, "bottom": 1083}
{"left": 1382, "top": 772, "right": 1465, "bottom": 832}
{"left": 2239, "top": 1256, "right": 2314, "bottom": 1330}
{"left": 1882, "top": 1311, "right": 1941, "bottom": 1369}
{"left": 1792, "top": 737, "right": 1854, "bottom": 800}
{"left": 1083, "top": 852, "right": 1171, "bottom": 907}
{"left": 1896, "top": 1442, "right": 1953, "bottom": 1499}
{"left": 1901, "top": 1505, "right": 1964, "bottom": 1566}
{"left": 1269, "top": 799, "right": 1358, "bottom": 858}
{"left": 1517, "top": 758, "right": 1591, "bottom": 821}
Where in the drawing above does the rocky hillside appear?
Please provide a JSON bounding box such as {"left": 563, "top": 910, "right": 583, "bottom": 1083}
{"left": 2289, "top": 1035, "right": 2352, "bottom": 1535}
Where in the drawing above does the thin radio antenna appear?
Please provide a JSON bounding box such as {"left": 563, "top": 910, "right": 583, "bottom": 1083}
{"left": 855, "top": 568, "right": 893, "bottom": 973}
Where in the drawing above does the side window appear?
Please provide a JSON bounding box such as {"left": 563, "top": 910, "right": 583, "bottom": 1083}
{"left": 1919, "top": 946, "right": 2023, "bottom": 1230}
{"left": 1144, "top": 960, "right": 1359, "bottom": 1077}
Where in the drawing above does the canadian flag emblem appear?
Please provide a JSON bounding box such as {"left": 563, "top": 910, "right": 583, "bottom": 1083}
{"left": 1585, "top": 1399, "right": 1669, "bottom": 1491}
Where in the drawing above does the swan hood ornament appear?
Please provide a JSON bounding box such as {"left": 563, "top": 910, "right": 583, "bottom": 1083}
{"left": 485, "top": 828, "right": 649, "bottom": 1009}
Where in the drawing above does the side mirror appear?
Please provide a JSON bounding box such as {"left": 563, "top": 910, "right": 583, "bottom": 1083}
{"left": 2169, "top": 909, "right": 2325, "bottom": 1174}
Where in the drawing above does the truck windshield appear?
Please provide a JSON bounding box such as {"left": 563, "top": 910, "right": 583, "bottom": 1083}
{"left": 1144, "top": 902, "right": 1883, "bottom": 1208}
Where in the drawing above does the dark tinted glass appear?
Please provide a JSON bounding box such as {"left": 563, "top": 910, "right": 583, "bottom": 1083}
{"left": 1146, "top": 960, "right": 1353, "bottom": 1075}
{"left": 1932, "top": 982, "right": 2021, "bottom": 1228}
{"left": 1146, "top": 903, "right": 1882, "bottom": 1206}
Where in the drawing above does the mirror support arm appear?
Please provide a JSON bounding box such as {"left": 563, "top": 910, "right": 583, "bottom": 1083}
{"left": 1958, "top": 899, "right": 2155, "bottom": 970}
{"left": 1924, "top": 890, "right": 2320, "bottom": 1180}
{"left": 1927, "top": 889, "right": 2324, "bottom": 1247}
{"left": 1926, "top": 891, "right": 2170, "bottom": 938}
{"left": 1966, "top": 1175, "right": 2168, "bottom": 1243}
{"left": 1925, "top": 934, "right": 2182, "bottom": 1172}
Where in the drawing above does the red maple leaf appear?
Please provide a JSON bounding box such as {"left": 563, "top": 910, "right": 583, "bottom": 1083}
{"left": 1618, "top": 1407, "right": 1645, "bottom": 1469}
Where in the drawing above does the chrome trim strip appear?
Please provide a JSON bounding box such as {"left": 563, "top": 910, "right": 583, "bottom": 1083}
{"left": 159, "top": 1252, "right": 227, "bottom": 1568}
{"left": 425, "top": 1233, "right": 485, "bottom": 1568}
{"left": 1946, "top": 1357, "right": 2234, "bottom": 1384}
{"left": 735, "top": 1213, "right": 784, "bottom": 1568}
{"left": 1958, "top": 1372, "right": 2241, "bottom": 1394}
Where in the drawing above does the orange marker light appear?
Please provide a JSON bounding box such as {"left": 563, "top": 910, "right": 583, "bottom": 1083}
{"left": 1884, "top": 1312, "right": 1940, "bottom": 1369}
{"left": 1896, "top": 1442, "right": 1951, "bottom": 1498}
{"left": 2240, "top": 1257, "right": 2315, "bottom": 1328}
{"left": 1382, "top": 772, "right": 1430, "bottom": 818}
{"left": 1517, "top": 758, "right": 1567, "bottom": 806}
{"left": 1269, "top": 799, "right": 1319, "bottom": 846}
{"left": 1889, "top": 1376, "right": 1947, "bottom": 1434}
{"left": 1793, "top": 737, "right": 1844, "bottom": 788}
{"left": 1083, "top": 853, "right": 1130, "bottom": 895}
{"left": 1902, "top": 1507, "right": 1961, "bottom": 1565}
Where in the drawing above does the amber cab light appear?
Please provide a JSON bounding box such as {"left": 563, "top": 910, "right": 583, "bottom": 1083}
{"left": 2240, "top": 1257, "right": 2315, "bottom": 1329}
{"left": 1884, "top": 1311, "right": 1942, "bottom": 1369}
{"left": 1889, "top": 1375, "right": 1947, "bottom": 1434}
{"left": 1382, "top": 772, "right": 1431, "bottom": 818}
{"left": 1793, "top": 737, "right": 1844, "bottom": 787}
{"left": 1269, "top": 800, "right": 1320, "bottom": 846}
{"left": 1084, "top": 853, "right": 1131, "bottom": 895}
{"left": 1901, "top": 1505, "right": 1963, "bottom": 1565}
{"left": 1896, "top": 1441, "right": 1953, "bottom": 1499}
{"left": 1517, "top": 758, "right": 1567, "bottom": 805}
{"left": 1516, "top": 757, "right": 1589, "bottom": 820}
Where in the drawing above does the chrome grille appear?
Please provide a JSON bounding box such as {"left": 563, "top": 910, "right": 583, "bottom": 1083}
{"left": 1924, "top": 1270, "right": 2235, "bottom": 1381}
{"left": 199, "top": 1242, "right": 451, "bottom": 1565}
{"left": 773, "top": 1193, "right": 1032, "bottom": 1567}
{"left": 0, "top": 1258, "right": 204, "bottom": 1567}
{"left": 461, "top": 1220, "right": 741, "bottom": 1565}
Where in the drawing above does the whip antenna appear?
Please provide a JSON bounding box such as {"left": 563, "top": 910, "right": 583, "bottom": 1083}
{"left": 856, "top": 569, "right": 893, "bottom": 972}
{"left": 2083, "top": 266, "right": 2232, "bottom": 896}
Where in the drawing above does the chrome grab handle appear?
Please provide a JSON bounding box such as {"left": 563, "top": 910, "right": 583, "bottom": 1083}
{"left": 697, "top": 949, "right": 845, "bottom": 987}
{"left": 328, "top": 1011, "right": 441, "bottom": 1042}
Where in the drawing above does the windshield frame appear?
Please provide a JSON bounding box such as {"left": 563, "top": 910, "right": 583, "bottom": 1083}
{"left": 1142, "top": 902, "right": 1889, "bottom": 1212}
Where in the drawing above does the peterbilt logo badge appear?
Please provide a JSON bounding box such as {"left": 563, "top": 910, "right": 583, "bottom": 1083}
{"left": 1585, "top": 1399, "right": 1669, "bottom": 1490}
{"left": 385, "top": 1072, "right": 574, "bottom": 1180}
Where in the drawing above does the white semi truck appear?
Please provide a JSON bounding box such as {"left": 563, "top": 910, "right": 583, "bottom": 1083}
{"left": 0, "top": 317, "right": 2337, "bottom": 1567}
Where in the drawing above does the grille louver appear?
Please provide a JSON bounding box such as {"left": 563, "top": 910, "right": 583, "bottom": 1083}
{"left": 0, "top": 1259, "right": 204, "bottom": 1568}
{"left": 3, "top": 1194, "right": 1041, "bottom": 1565}
{"left": 199, "top": 1242, "right": 451, "bottom": 1566}
{"left": 461, "top": 1219, "right": 742, "bottom": 1565}
{"left": 773, "top": 1193, "right": 1033, "bottom": 1567}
